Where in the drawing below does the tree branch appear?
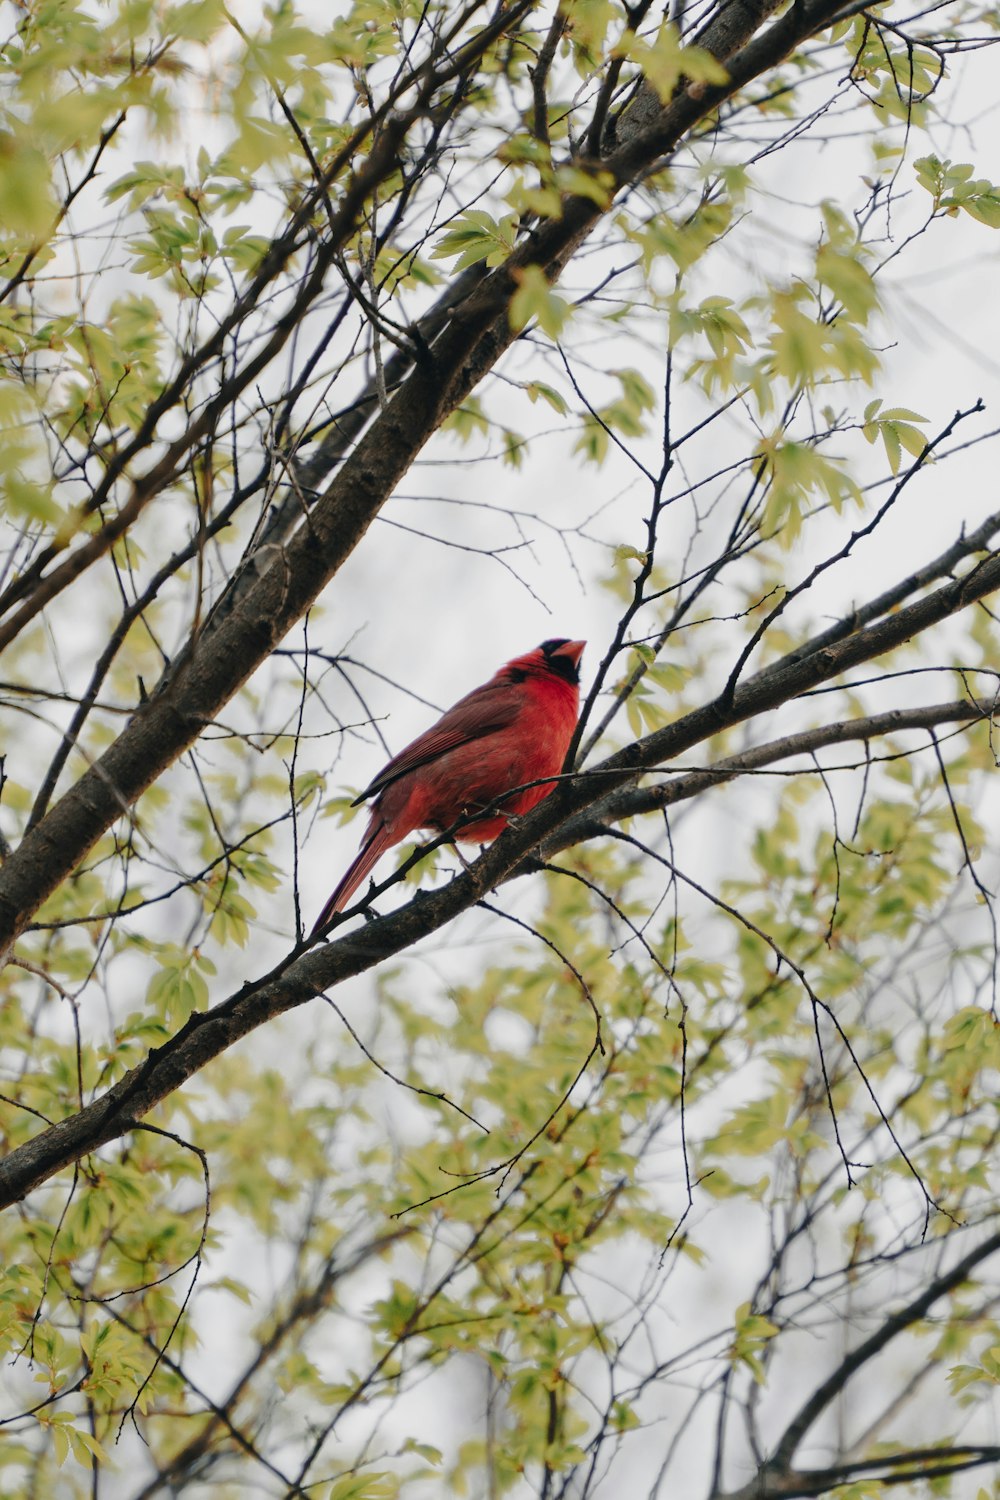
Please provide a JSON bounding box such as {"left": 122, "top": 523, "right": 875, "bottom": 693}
{"left": 714, "top": 1224, "right": 1000, "bottom": 1498}
{"left": 549, "top": 695, "right": 996, "bottom": 846}
{"left": 2, "top": 549, "right": 1000, "bottom": 1204}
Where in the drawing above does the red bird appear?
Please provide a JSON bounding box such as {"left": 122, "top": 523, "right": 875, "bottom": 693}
{"left": 311, "top": 638, "right": 585, "bottom": 933}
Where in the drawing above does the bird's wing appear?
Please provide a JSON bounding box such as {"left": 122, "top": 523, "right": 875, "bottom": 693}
{"left": 353, "top": 683, "right": 521, "bottom": 804}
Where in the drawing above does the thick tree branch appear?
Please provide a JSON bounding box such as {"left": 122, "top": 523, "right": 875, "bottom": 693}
{"left": 548, "top": 695, "right": 996, "bottom": 845}
{"left": 718, "top": 1444, "right": 1000, "bottom": 1500}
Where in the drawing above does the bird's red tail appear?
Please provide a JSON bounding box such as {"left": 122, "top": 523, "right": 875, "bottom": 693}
{"left": 310, "top": 816, "right": 398, "bottom": 937}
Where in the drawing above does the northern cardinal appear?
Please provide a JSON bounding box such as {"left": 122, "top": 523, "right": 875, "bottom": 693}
{"left": 311, "top": 638, "right": 585, "bottom": 933}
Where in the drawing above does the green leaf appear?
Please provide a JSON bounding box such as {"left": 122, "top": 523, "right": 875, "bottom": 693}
{"left": 574, "top": 414, "right": 609, "bottom": 466}
{"left": 431, "top": 210, "right": 518, "bottom": 271}
{"left": 0, "top": 131, "right": 56, "bottom": 237}
{"left": 861, "top": 406, "right": 929, "bottom": 473}
{"left": 524, "top": 381, "right": 568, "bottom": 415}
{"left": 509, "top": 266, "right": 571, "bottom": 338}
{"left": 442, "top": 396, "right": 489, "bottom": 444}
{"left": 816, "top": 244, "right": 877, "bottom": 322}
{"left": 69, "top": 1427, "right": 109, "bottom": 1467}
{"left": 619, "top": 23, "right": 728, "bottom": 103}
{"left": 914, "top": 155, "right": 1000, "bottom": 227}
{"left": 327, "top": 1472, "right": 399, "bottom": 1500}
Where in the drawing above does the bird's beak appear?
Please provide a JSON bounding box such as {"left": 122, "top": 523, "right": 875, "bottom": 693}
{"left": 553, "top": 640, "right": 586, "bottom": 667}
